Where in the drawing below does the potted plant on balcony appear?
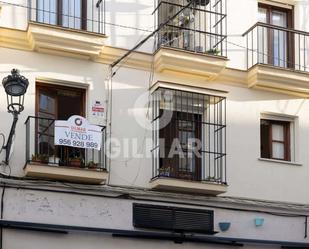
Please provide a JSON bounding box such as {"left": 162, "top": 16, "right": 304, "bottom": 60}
{"left": 31, "top": 154, "right": 49, "bottom": 164}
{"left": 31, "top": 154, "right": 41, "bottom": 164}
{"left": 40, "top": 154, "right": 49, "bottom": 164}
{"left": 178, "top": 171, "right": 193, "bottom": 180}
{"left": 87, "top": 160, "right": 98, "bottom": 170}
{"left": 159, "top": 166, "right": 173, "bottom": 177}
{"left": 206, "top": 48, "right": 221, "bottom": 56}
{"left": 69, "top": 156, "right": 83, "bottom": 168}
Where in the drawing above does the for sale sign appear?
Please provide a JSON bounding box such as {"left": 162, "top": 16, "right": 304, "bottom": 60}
{"left": 54, "top": 115, "right": 102, "bottom": 150}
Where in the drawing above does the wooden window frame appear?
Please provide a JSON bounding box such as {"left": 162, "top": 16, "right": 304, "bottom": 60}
{"left": 35, "top": 83, "right": 86, "bottom": 118}
{"left": 261, "top": 119, "right": 291, "bottom": 161}
{"left": 258, "top": 3, "right": 294, "bottom": 68}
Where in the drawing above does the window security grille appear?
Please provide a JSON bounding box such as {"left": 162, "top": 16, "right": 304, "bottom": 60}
{"left": 151, "top": 87, "right": 227, "bottom": 184}
{"left": 154, "top": 0, "right": 227, "bottom": 56}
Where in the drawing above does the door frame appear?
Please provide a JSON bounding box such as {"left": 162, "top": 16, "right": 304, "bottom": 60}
{"left": 35, "top": 82, "right": 86, "bottom": 159}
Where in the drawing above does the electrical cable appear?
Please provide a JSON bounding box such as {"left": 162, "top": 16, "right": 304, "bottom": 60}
{"left": 0, "top": 0, "right": 305, "bottom": 70}
{"left": 0, "top": 1, "right": 154, "bottom": 33}
{"left": 0, "top": 175, "right": 308, "bottom": 220}
{"left": 1, "top": 0, "right": 308, "bottom": 228}
{"left": 0, "top": 134, "right": 5, "bottom": 156}
{"left": 0, "top": 184, "right": 5, "bottom": 249}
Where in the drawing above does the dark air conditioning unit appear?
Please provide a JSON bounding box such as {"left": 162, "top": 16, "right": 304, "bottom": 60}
{"left": 133, "top": 203, "right": 215, "bottom": 234}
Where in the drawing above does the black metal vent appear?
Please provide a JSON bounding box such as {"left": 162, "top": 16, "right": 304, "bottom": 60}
{"left": 133, "top": 203, "right": 214, "bottom": 234}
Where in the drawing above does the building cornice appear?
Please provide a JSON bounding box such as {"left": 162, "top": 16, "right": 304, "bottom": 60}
{"left": 1, "top": 24, "right": 309, "bottom": 97}
{"left": 1, "top": 177, "right": 309, "bottom": 216}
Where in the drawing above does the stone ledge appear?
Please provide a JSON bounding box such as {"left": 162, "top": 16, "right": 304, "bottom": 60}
{"left": 24, "top": 163, "right": 108, "bottom": 184}
{"left": 150, "top": 177, "right": 227, "bottom": 196}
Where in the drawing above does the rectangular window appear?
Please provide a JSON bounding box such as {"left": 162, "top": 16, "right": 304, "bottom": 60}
{"left": 152, "top": 88, "right": 226, "bottom": 183}
{"left": 36, "top": 0, "right": 87, "bottom": 30}
{"left": 260, "top": 119, "right": 290, "bottom": 161}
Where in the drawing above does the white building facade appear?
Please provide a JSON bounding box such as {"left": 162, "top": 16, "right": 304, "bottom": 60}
{"left": 0, "top": 0, "right": 309, "bottom": 248}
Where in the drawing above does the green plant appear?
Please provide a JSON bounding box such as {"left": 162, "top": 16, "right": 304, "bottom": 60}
{"left": 206, "top": 176, "right": 217, "bottom": 181}
{"left": 206, "top": 48, "right": 221, "bottom": 56}
{"left": 31, "top": 154, "right": 49, "bottom": 163}
{"left": 31, "top": 154, "right": 41, "bottom": 162}
{"left": 40, "top": 154, "right": 49, "bottom": 163}
{"left": 87, "top": 160, "right": 98, "bottom": 169}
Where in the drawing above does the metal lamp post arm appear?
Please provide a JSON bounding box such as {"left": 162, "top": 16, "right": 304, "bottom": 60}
{"left": 3, "top": 112, "right": 18, "bottom": 165}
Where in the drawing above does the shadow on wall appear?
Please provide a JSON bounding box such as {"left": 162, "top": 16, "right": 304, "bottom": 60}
{"left": 106, "top": 0, "right": 154, "bottom": 50}
{"left": 224, "top": 86, "right": 307, "bottom": 117}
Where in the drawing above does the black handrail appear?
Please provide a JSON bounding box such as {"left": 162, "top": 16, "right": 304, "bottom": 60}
{"left": 243, "top": 22, "right": 309, "bottom": 37}
{"left": 25, "top": 116, "right": 106, "bottom": 170}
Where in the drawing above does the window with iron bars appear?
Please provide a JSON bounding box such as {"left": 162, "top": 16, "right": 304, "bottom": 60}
{"left": 154, "top": 0, "right": 227, "bottom": 56}
{"left": 27, "top": 0, "right": 106, "bottom": 34}
{"left": 151, "top": 88, "right": 227, "bottom": 184}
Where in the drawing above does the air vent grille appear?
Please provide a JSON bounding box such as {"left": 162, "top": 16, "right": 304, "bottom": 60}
{"left": 133, "top": 203, "right": 214, "bottom": 234}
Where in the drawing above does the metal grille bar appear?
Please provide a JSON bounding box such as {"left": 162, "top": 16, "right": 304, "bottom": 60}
{"left": 154, "top": 0, "right": 227, "bottom": 56}
{"left": 151, "top": 88, "right": 227, "bottom": 184}
{"left": 27, "top": 0, "right": 105, "bottom": 34}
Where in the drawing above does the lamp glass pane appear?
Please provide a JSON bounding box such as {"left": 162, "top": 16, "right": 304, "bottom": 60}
{"left": 7, "top": 83, "right": 24, "bottom": 96}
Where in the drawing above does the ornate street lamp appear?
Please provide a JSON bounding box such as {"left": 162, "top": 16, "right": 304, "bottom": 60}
{"left": 2, "top": 69, "right": 29, "bottom": 164}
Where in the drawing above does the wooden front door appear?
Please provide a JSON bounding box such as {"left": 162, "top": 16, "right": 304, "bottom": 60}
{"left": 159, "top": 110, "right": 202, "bottom": 181}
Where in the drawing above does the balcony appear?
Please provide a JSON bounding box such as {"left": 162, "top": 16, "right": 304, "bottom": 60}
{"left": 243, "top": 22, "right": 309, "bottom": 96}
{"left": 150, "top": 88, "right": 227, "bottom": 195}
{"left": 24, "top": 116, "right": 108, "bottom": 184}
{"left": 153, "top": 0, "right": 227, "bottom": 80}
{"left": 27, "top": 0, "right": 105, "bottom": 34}
{"left": 0, "top": 1, "right": 106, "bottom": 59}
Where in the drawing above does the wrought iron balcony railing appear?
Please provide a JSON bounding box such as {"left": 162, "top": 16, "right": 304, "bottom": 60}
{"left": 243, "top": 22, "right": 309, "bottom": 72}
{"left": 27, "top": 0, "right": 105, "bottom": 34}
{"left": 151, "top": 88, "right": 227, "bottom": 184}
{"left": 25, "top": 116, "right": 106, "bottom": 171}
{"left": 154, "top": 0, "right": 227, "bottom": 57}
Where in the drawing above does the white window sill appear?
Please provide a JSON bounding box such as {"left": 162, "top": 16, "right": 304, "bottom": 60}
{"left": 258, "top": 158, "right": 302, "bottom": 166}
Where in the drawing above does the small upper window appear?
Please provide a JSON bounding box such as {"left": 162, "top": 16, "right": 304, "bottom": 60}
{"left": 36, "top": 0, "right": 87, "bottom": 30}
{"left": 260, "top": 119, "right": 290, "bottom": 161}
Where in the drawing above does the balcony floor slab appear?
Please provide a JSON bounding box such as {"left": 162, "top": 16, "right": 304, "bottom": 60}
{"left": 24, "top": 163, "right": 108, "bottom": 184}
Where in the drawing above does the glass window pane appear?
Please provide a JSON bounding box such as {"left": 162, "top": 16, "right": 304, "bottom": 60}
{"left": 39, "top": 94, "right": 55, "bottom": 114}
{"left": 272, "top": 142, "right": 285, "bottom": 159}
{"left": 258, "top": 8, "right": 267, "bottom": 23}
{"left": 62, "top": 0, "right": 82, "bottom": 29}
{"left": 37, "top": 0, "right": 57, "bottom": 25}
{"left": 272, "top": 10, "right": 287, "bottom": 27}
{"left": 272, "top": 124, "right": 284, "bottom": 141}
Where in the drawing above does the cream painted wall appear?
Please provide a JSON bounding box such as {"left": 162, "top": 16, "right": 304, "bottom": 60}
{"left": 0, "top": 47, "right": 108, "bottom": 176}
{"left": 1, "top": 0, "right": 309, "bottom": 68}
{"left": 1, "top": 1, "right": 309, "bottom": 248}
{"left": 1, "top": 1, "right": 309, "bottom": 202}
{"left": 2, "top": 45, "right": 309, "bottom": 203}
{"left": 1, "top": 187, "right": 307, "bottom": 247}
